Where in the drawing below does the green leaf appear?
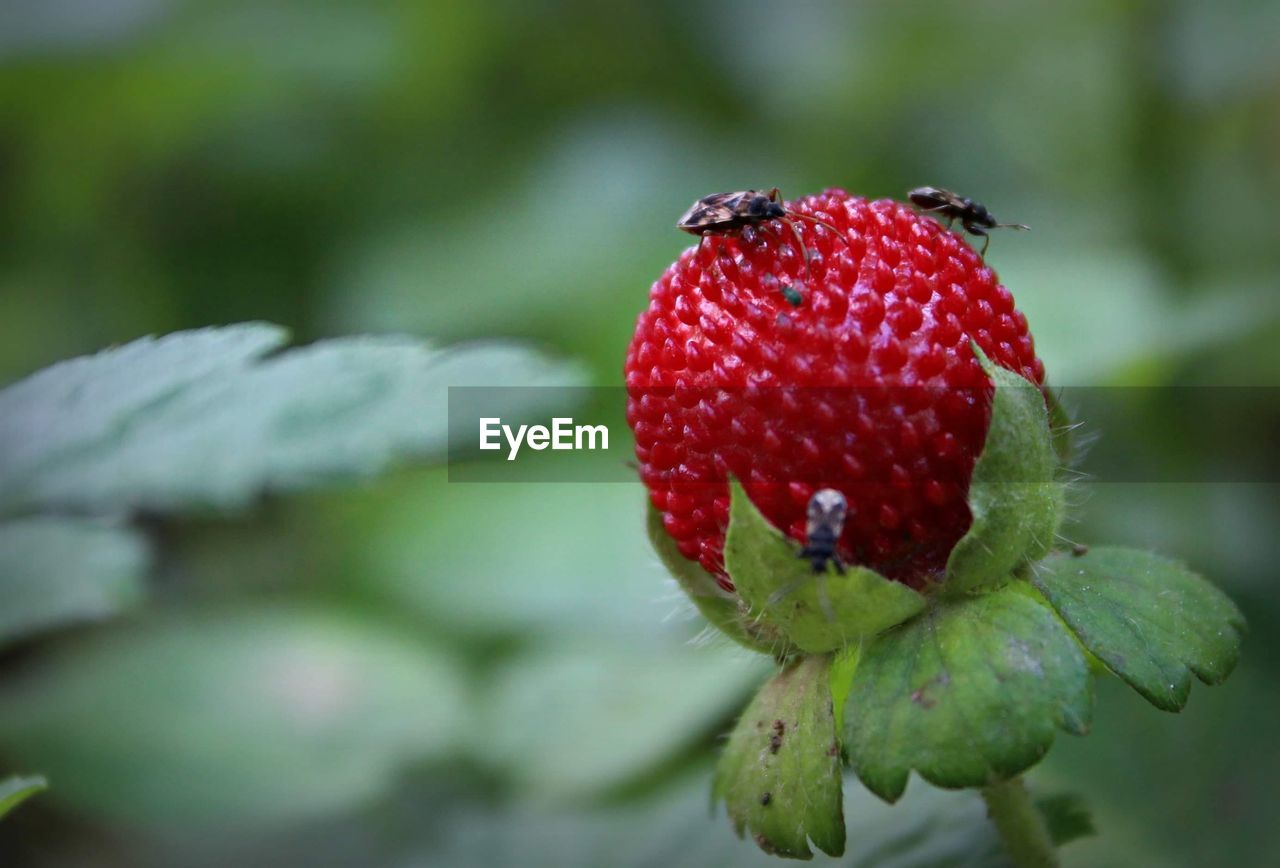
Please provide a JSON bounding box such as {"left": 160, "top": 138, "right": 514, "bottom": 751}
{"left": 714, "top": 655, "right": 845, "bottom": 859}
{"left": 1030, "top": 546, "right": 1245, "bottom": 711}
{"left": 842, "top": 584, "right": 1092, "bottom": 802}
{"left": 646, "top": 502, "right": 776, "bottom": 653}
{"left": 0, "top": 608, "right": 466, "bottom": 828}
{"left": 0, "top": 323, "right": 582, "bottom": 516}
{"left": 0, "top": 517, "right": 149, "bottom": 647}
{"left": 724, "top": 480, "right": 927, "bottom": 654}
{"left": 0, "top": 323, "right": 287, "bottom": 513}
{"left": 945, "top": 345, "right": 1064, "bottom": 594}
{"left": 0, "top": 775, "right": 47, "bottom": 820}
{"left": 483, "top": 640, "right": 770, "bottom": 800}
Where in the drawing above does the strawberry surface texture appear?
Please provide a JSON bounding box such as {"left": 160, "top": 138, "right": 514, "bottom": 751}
{"left": 625, "top": 189, "right": 1044, "bottom": 589}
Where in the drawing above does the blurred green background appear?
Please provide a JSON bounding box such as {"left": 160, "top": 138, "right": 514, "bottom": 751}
{"left": 1, "top": 1, "right": 1278, "bottom": 866}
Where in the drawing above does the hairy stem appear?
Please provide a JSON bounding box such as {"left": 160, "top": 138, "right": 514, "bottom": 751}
{"left": 981, "top": 776, "right": 1059, "bottom": 868}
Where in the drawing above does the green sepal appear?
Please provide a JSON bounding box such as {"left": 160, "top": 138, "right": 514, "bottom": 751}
{"left": 724, "top": 480, "right": 926, "bottom": 655}
{"left": 714, "top": 654, "right": 845, "bottom": 859}
{"left": 0, "top": 775, "right": 47, "bottom": 820}
{"left": 1030, "top": 546, "right": 1245, "bottom": 712}
{"left": 842, "top": 583, "right": 1092, "bottom": 803}
{"left": 646, "top": 503, "right": 777, "bottom": 654}
{"left": 945, "top": 344, "right": 1065, "bottom": 594}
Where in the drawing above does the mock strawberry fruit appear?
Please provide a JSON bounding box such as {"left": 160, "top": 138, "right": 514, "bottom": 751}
{"left": 625, "top": 188, "right": 1044, "bottom": 589}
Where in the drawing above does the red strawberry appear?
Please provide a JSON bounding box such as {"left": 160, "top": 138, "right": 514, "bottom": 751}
{"left": 625, "top": 189, "right": 1043, "bottom": 590}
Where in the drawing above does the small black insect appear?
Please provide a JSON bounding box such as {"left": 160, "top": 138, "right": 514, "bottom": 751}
{"left": 677, "top": 188, "right": 842, "bottom": 272}
{"left": 1071, "top": 543, "right": 1090, "bottom": 557}
{"left": 908, "top": 186, "right": 1028, "bottom": 255}
{"left": 798, "top": 488, "right": 847, "bottom": 574}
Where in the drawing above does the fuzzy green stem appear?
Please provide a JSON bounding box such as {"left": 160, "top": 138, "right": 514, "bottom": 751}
{"left": 981, "top": 777, "right": 1059, "bottom": 868}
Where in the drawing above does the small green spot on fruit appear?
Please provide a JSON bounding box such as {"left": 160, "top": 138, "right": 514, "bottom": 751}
{"left": 782, "top": 286, "right": 804, "bottom": 307}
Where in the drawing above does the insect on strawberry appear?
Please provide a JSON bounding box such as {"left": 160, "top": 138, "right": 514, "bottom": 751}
{"left": 908, "top": 186, "right": 1028, "bottom": 255}
{"left": 677, "top": 188, "right": 843, "bottom": 276}
{"left": 797, "top": 489, "right": 848, "bottom": 574}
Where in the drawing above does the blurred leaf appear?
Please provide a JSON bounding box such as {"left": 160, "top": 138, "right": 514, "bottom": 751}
{"left": 1036, "top": 792, "right": 1095, "bottom": 848}
{"left": 842, "top": 585, "right": 1092, "bottom": 803}
{"left": 945, "top": 346, "right": 1063, "bottom": 594}
{"left": 1031, "top": 547, "right": 1245, "bottom": 711}
{"left": 714, "top": 655, "right": 844, "bottom": 858}
{"left": 1005, "top": 252, "right": 1280, "bottom": 384}
{"left": 724, "top": 480, "right": 925, "bottom": 653}
{"left": 0, "top": 516, "right": 149, "bottom": 647}
{"left": 0, "top": 323, "right": 583, "bottom": 516}
{"left": 418, "top": 771, "right": 1087, "bottom": 868}
{"left": 1044, "top": 670, "right": 1280, "bottom": 867}
{"left": 350, "top": 472, "right": 699, "bottom": 641}
{"left": 848, "top": 787, "right": 1093, "bottom": 868}
{"left": 322, "top": 112, "right": 772, "bottom": 360}
{"left": 0, "top": 775, "right": 47, "bottom": 821}
{"left": 0, "top": 0, "right": 171, "bottom": 58}
{"left": 1074, "top": 482, "right": 1278, "bottom": 596}
{"left": 0, "top": 323, "right": 286, "bottom": 505}
{"left": 480, "top": 639, "right": 770, "bottom": 800}
{"left": 0, "top": 609, "right": 466, "bottom": 828}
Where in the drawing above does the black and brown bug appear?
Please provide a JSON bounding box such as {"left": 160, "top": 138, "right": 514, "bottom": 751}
{"left": 677, "top": 188, "right": 843, "bottom": 273}
{"left": 908, "top": 186, "right": 1028, "bottom": 255}
{"left": 797, "top": 488, "right": 847, "bottom": 574}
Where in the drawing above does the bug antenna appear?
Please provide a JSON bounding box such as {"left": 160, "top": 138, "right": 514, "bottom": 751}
{"left": 788, "top": 211, "right": 847, "bottom": 245}
{"left": 778, "top": 217, "right": 814, "bottom": 279}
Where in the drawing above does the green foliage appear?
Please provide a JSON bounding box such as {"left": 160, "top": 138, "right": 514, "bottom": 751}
{"left": 483, "top": 640, "right": 769, "bottom": 800}
{"left": 0, "top": 775, "right": 47, "bottom": 821}
{"left": 0, "top": 324, "right": 582, "bottom": 516}
{"left": 714, "top": 655, "right": 845, "bottom": 859}
{"left": 0, "top": 322, "right": 580, "bottom": 657}
{"left": 841, "top": 585, "right": 1092, "bottom": 803}
{"left": 1035, "top": 793, "right": 1096, "bottom": 849}
{"left": 0, "top": 1, "right": 1274, "bottom": 863}
{"left": 0, "top": 517, "right": 148, "bottom": 647}
{"left": 1031, "top": 547, "right": 1245, "bottom": 711}
{"left": 425, "top": 773, "right": 1090, "bottom": 868}
{"left": 945, "top": 346, "right": 1064, "bottom": 594}
{"left": 723, "top": 481, "right": 926, "bottom": 654}
{"left": 646, "top": 502, "right": 775, "bottom": 653}
{"left": 344, "top": 473, "right": 682, "bottom": 640}
{"left": 0, "top": 609, "right": 466, "bottom": 827}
